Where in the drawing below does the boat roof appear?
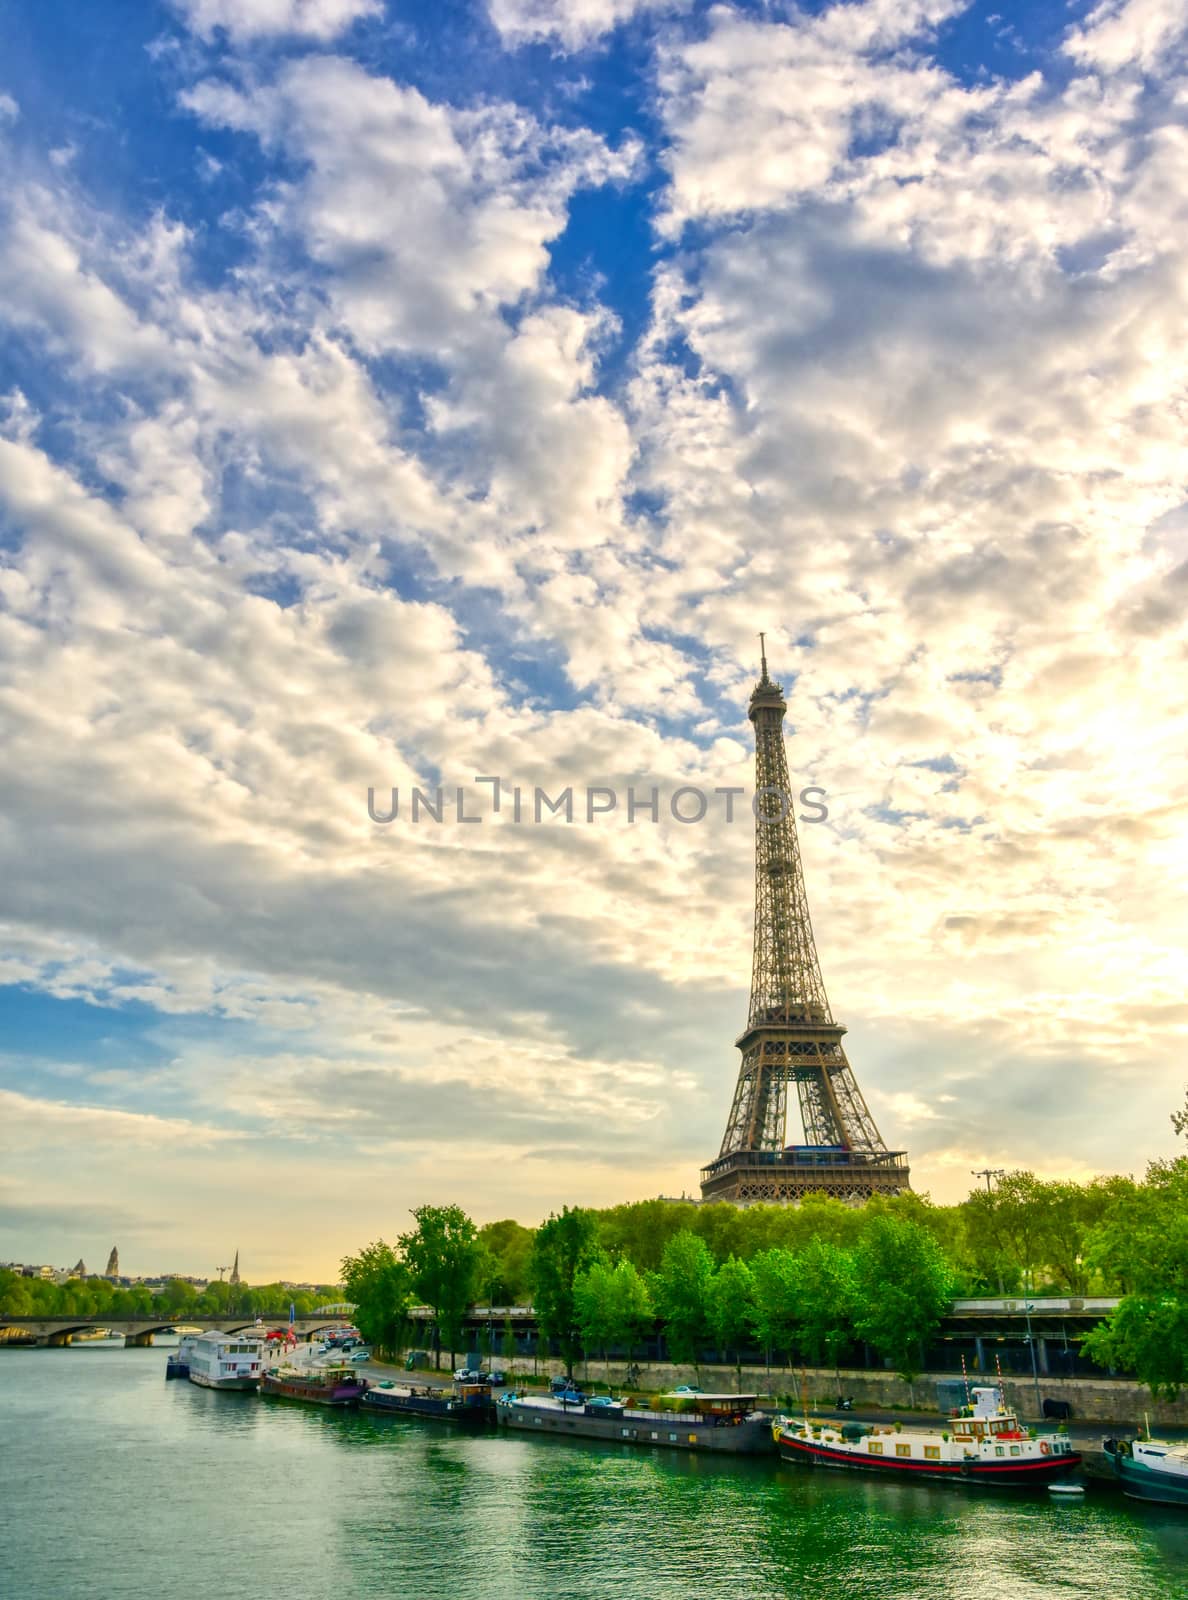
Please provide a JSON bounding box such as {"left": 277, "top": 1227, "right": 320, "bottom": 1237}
{"left": 664, "top": 1393, "right": 757, "bottom": 1403}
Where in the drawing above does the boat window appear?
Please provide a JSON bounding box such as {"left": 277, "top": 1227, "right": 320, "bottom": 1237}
{"left": 995, "top": 1446, "right": 1004, "bottom": 1456}
{"left": 868, "top": 1442, "right": 883, "bottom": 1455}
{"left": 896, "top": 1444, "right": 911, "bottom": 1458}
{"left": 924, "top": 1446, "right": 940, "bottom": 1460}
{"left": 1010, "top": 1446, "right": 1020, "bottom": 1456}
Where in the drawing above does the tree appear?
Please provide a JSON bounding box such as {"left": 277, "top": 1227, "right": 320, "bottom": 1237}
{"left": 707, "top": 1256, "right": 755, "bottom": 1382}
{"left": 574, "top": 1258, "right": 653, "bottom": 1376}
{"left": 852, "top": 1215, "right": 954, "bottom": 1390}
{"left": 340, "top": 1240, "right": 412, "bottom": 1360}
{"left": 748, "top": 1248, "right": 800, "bottom": 1367}
{"left": 787, "top": 1238, "right": 857, "bottom": 1376}
{"left": 1082, "top": 1157, "right": 1188, "bottom": 1398}
{"left": 0, "top": 1278, "right": 34, "bottom": 1317}
{"left": 399, "top": 1204, "right": 481, "bottom": 1370}
{"left": 530, "top": 1206, "right": 599, "bottom": 1377}
{"left": 476, "top": 1219, "right": 534, "bottom": 1304}
{"left": 652, "top": 1230, "right": 714, "bottom": 1372}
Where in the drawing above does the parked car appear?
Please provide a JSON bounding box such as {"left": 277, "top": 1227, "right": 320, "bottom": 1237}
{"left": 454, "top": 1368, "right": 483, "bottom": 1382}
{"left": 346, "top": 1349, "right": 371, "bottom": 1363}
{"left": 586, "top": 1396, "right": 623, "bottom": 1411}
{"left": 486, "top": 1370, "right": 507, "bottom": 1386}
{"left": 670, "top": 1385, "right": 702, "bottom": 1395}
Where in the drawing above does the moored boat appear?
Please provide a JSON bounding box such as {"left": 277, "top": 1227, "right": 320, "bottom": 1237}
{"left": 260, "top": 1362, "right": 368, "bottom": 1408}
{"left": 774, "top": 1386, "right": 1080, "bottom": 1486}
{"left": 186, "top": 1332, "right": 264, "bottom": 1392}
{"left": 166, "top": 1334, "right": 197, "bottom": 1380}
{"left": 362, "top": 1375, "right": 495, "bottom": 1424}
{"left": 496, "top": 1391, "right": 774, "bottom": 1455}
{"left": 1103, "top": 1436, "right": 1188, "bottom": 1506}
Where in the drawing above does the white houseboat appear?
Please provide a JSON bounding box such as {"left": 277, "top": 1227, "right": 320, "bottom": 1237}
{"left": 775, "top": 1385, "right": 1081, "bottom": 1487}
{"left": 186, "top": 1331, "right": 264, "bottom": 1391}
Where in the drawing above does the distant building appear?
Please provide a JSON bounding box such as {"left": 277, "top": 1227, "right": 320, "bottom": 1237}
{"left": 105, "top": 1246, "right": 119, "bottom": 1279}
{"left": 229, "top": 1250, "right": 240, "bottom": 1286}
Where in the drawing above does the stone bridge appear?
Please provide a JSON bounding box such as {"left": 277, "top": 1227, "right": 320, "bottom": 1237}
{"left": 0, "top": 1313, "right": 355, "bottom": 1347}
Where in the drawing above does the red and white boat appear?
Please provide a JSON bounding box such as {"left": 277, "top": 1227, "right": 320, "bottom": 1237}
{"left": 774, "top": 1385, "right": 1081, "bottom": 1486}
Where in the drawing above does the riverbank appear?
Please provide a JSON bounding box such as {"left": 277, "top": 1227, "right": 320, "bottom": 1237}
{"left": 387, "top": 1356, "right": 1188, "bottom": 1429}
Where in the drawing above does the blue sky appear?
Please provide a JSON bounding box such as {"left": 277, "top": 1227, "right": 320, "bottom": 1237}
{"left": 1, "top": 0, "right": 1187, "bottom": 1278}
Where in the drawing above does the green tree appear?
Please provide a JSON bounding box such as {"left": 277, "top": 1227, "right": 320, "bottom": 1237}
{"left": 399, "top": 1204, "right": 482, "bottom": 1370}
{"left": 0, "top": 1277, "right": 34, "bottom": 1317}
{"left": 652, "top": 1230, "right": 714, "bottom": 1373}
{"left": 476, "top": 1220, "right": 534, "bottom": 1304}
{"left": 748, "top": 1248, "right": 800, "bottom": 1366}
{"left": 707, "top": 1255, "right": 755, "bottom": 1383}
{"left": 340, "top": 1240, "right": 412, "bottom": 1360}
{"left": 530, "top": 1206, "right": 599, "bottom": 1377}
{"left": 574, "top": 1258, "right": 653, "bottom": 1375}
{"left": 787, "top": 1238, "right": 858, "bottom": 1376}
{"left": 852, "top": 1215, "right": 954, "bottom": 1390}
{"left": 1082, "top": 1157, "right": 1188, "bottom": 1398}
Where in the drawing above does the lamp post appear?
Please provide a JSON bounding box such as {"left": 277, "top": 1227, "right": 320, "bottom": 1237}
{"left": 1023, "top": 1273, "right": 1042, "bottom": 1422}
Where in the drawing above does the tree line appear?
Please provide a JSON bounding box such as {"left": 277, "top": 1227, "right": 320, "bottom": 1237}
{"left": 6, "top": 1099, "right": 1184, "bottom": 1397}
{"left": 0, "top": 1272, "right": 338, "bottom": 1323}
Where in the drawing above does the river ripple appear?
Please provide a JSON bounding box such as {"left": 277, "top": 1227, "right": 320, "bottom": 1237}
{"left": 2, "top": 1347, "right": 1186, "bottom": 1599}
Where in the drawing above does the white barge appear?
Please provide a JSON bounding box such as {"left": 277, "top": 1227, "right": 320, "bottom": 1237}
{"left": 775, "top": 1386, "right": 1081, "bottom": 1487}
{"left": 186, "top": 1331, "right": 264, "bottom": 1391}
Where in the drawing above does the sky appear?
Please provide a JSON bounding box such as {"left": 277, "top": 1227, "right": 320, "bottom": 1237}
{"left": 1, "top": 0, "right": 1187, "bottom": 1282}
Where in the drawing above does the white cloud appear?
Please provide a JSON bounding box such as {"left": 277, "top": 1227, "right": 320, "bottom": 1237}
{"left": 1065, "top": 0, "right": 1188, "bottom": 74}
{"left": 488, "top": 0, "right": 685, "bottom": 50}
{"left": 173, "top": 0, "right": 381, "bottom": 44}
{"left": 4, "top": 2, "right": 1188, "bottom": 1273}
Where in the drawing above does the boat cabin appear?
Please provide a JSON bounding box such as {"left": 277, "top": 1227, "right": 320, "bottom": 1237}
{"left": 950, "top": 1386, "right": 1027, "bottom": 1443}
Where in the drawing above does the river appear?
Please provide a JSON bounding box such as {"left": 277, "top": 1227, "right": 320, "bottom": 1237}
{"left": 1, "top": 1346, "right": 1186, "bottom": 1598}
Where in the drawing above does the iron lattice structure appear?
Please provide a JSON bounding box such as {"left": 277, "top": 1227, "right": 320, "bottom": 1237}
{"left": 701, "top": 642, "right": 910, "bottom": 1205}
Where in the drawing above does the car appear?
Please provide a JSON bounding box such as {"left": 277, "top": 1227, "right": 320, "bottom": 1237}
{"left": 486, "top": 1370, "right": 507, "bottom": 1386}
{"left": 454, "top": 1368, "right": 482, "bottom": 1382}
{"left": 670, "top": 1385, "right": 702, "bottom": 1395}
{"left": 586, "top": 1395, "right": 623, "bottom": 1411}
{"left": 346, "top": 1349, "right": 371, "bottom": 1363}
{"left": 555, "top": 1387, "right": 585, "bottom": 1405}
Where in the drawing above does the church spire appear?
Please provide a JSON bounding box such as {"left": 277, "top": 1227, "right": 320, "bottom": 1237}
{"left": 229, "top": 1249, "right": 240, "bottom": 1286}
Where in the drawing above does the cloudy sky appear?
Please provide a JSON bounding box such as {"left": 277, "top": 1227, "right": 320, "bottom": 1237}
{"left": 2, "top": 0, "right": 1186, "bottom": 1281}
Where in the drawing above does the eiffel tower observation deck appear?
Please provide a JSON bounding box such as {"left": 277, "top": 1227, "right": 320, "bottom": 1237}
{"left": 700, "top": 640, "right": 910, "bottom": 1205}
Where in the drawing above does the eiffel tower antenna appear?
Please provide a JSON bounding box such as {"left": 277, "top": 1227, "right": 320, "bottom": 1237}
{"left": 700, "top": 642, "right": 910, "bottom": 1204}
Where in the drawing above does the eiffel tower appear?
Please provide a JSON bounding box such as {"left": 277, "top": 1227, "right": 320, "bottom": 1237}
{"left": 700, "top": 640, "right": 910, "bottom": 1205}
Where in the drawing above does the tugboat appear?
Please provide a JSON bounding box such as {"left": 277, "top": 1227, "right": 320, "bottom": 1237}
{"left": 497, "top": 1390, "right": 774, "bottom": 1455}
{"left": 260, "top": 1361, "right": 369, "bottom": 1408}
{"left": 362, "top": 1373, "right": 495, "bottom": 1424}
{"left": 774, "top": 1385, "right": 1081, "bottom": 1486}
{"left": 1103, "top": 1435, "right": 1188, "bottom": 1506}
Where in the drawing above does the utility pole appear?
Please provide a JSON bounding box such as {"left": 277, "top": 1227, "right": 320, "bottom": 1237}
{"left": 215, "top": 1265, "right": 228, "bottom": 1282}
{"left": 971, "top": 1169, "right": 1007, "bottom": 1294}
{"left": 971, "top": 1168, "right": 1005, "bottom": 1193}
{"left": 1023, "top": 1271, "right": 1043, "bottom": 1423}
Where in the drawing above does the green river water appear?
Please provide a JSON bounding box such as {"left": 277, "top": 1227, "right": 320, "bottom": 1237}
{"left": 1, "top": 1346, "right": 1186, "bottom": 1599}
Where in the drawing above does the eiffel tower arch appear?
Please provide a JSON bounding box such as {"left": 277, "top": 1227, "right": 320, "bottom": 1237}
{"left": 700, "top": 641, "right": 910, "bottom": 1206}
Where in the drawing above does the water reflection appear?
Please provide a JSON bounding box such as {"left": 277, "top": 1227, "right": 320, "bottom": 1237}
{"left": 1, "top": 1348, "right": 1185, "bottom": 1600}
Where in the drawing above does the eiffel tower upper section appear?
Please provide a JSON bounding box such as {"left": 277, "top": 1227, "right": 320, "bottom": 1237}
{"left": 700, "top": 640, "right": 910, "bottom": 1205}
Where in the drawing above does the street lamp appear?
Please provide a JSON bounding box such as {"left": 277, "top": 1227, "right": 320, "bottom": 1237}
{"left": 1022, "top": 1274, "right": 1042, "bottom": 1422}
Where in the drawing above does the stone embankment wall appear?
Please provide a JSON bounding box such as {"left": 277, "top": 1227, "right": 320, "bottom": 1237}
{"left": 521, "top": 1359, "right": 1188, "bottom": 1429}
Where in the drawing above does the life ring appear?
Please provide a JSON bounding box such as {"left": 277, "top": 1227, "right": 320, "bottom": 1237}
{"left": 1040, "top": 1442, "right": 1050, "bottom": 1455}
